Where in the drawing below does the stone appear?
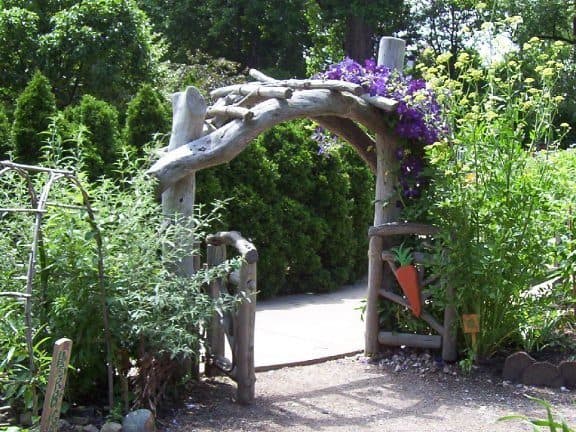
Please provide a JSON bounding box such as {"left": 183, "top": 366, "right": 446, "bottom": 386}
{"left": 19, "top": 412, "right": 33, "bottom": 426}
{"left": 521, "top": 361, "right": 564, "bottom": 388}
{"left": 100, "top": 421, "right": 123, "bottom": 432}
{"left": 502, "top": 351, "right": 535, "bottom": 382}
{"left": 70, "top": 416, "right": 91, "bottom": 426}
{"left": 123, "top": 409, "right": 155, "bottom": 432}
{"left": 559, "top": 361, "right": 576, "bottom": 389}
{"left": 58, "top": 419, "right": 72, "bottom": 431}
{"left": 83, "top": 425, "right": 99, "bottom": 432}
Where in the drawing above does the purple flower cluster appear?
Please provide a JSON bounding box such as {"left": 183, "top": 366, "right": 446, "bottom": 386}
{"left": 319, "top": 58, "right": 446, "bottom": 145}
{"left": 316, "top": 58, "right": 448, "bottom": 203}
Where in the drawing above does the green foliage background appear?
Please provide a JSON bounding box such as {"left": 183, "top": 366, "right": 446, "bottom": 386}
{"left": 197, "top": 121, "right": 373, "bottom": 298}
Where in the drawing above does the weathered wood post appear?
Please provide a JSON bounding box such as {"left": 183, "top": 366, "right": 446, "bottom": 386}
{"left": 162, "top": 86, "right": 207, "bottom": 276}
{"left": 40, "top": 338, "right": 72, "bottom": 432}
{"left": 205, "top": 243, "right": 226, "bottom": 377}
{"left": 162, "top": 87, "right": 206, "bottom": 377}
{"left": 235, "top": 255, "right": 257, "bottom": 405}
{"left": 365, "top": 37, "right": 406, "bottom": 356}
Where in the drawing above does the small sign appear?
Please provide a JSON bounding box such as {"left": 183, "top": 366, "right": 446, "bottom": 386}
{"left": 40, "top": 338, "right": 73, "bottom": 432}
{"left": 462, "top": 314, "right": 480, "bottom": 334}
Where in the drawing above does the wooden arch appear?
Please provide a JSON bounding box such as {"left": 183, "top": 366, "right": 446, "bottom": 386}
{"left": 148, "top": 70, "right": 399, "bottom": 189}
{"left": 148, "top": 37, "right": 457, "bottom": 381}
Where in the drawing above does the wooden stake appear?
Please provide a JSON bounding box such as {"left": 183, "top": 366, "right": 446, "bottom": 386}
{"left": 40, "top": 338, "right": 72, "bottom": 432}
{"left": 365, "top": 37, "right": 405, "bottom": 356}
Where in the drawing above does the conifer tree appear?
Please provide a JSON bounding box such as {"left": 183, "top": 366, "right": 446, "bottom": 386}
{"left": 74, "top": 94, "right": 120, "bottom": 178}
{"left": 123, "top": 84, "right": 169, "bottom": 156}
{"left": 12, "top": 71, "right": 56, "bottom": 164}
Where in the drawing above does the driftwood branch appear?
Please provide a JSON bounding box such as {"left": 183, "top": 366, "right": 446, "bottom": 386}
{"left": 313, "top": 116, "right": 377, "bottom": 173}
{"left": 207, "top": 106, "right": 254, "bottom": 121}
{"left": 149, "top": 89, "right": 390, "bottom": 189}
{"left": 206, "top": 231, "right": 258, "bottom": 264}
{"left": 0, "top": 292, "right": 31, "bottom": 298}
{"left": 210, "top": 85, "right": 293, "bottom": 100}
{"left": 249, "top": 69, "right": 397, "bottom": 111}
{"left": 360, "top": 94, "right": 398, "bottom": 112}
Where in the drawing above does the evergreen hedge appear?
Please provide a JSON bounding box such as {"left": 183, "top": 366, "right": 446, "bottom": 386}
{"left": 0, "top": 104, "right": 10, "bottom": 158}
{"left": 197, "top": 120, "right": 373, "bottom": 298}
{"left": 71, "top": 95, "right": 120, "bottom": 179}
{"left": 124, "top": 84, "right": 170, "bottom": 156}
{"left": 11, "top": 71, "right": 56, "bottom": 164}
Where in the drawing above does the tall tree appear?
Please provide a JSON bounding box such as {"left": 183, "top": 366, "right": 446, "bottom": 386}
{"left": 305, "top": 0, "right": 410, "bottom": 71}
{"left": 40, "top": 0, "right": 161, "bottom": 106}
{"left": 0, "top": 7, "right": 40, "bottom": 99}
{"left": 498, "top": 0, "right": 575, "bottom": 45}
{"left": 139, "top": 0, "right": 311, "bottom": 77}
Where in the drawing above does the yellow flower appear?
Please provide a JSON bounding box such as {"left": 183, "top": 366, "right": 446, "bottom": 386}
{"left": 529, "top": 36, "right": 540, "bottom": 43}
{"left": 457, "top": 52, "right": 470, "bottom": 64}
{"left": 524, "top": 77, "right": 535, "bottom": 85}
{"left": 486, "top": 111, "right": 498, "bottom": 121}
{"left": 436, "top": 52, "right": 452, "bottom": 65}
{"left": 560, "top": 123, "right": 571, "bottom": 129}
{"left": 465, "top": 172, "right": 476, "bottom": 185}
{"left": 541, "top": 67, "right": 555, "bottom": 78}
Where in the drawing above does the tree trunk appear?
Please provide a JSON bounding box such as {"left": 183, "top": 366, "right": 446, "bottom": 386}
{"left": 344, "top": 15, "right": 375, "bottom": 62}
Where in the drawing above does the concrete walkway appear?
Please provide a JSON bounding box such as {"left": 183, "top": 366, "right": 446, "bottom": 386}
{"left": 254, "top": 280, "right": 366, "bottom": 370}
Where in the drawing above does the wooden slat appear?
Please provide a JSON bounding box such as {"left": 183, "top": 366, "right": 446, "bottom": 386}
{"left": 378, "top": 332, "right": 441, "bottom": 349}
{"left": 369, "top": 222, "right": 439, "bottom": 238}
{"left": 377, "top": 288, "right": 444, "bottom": 335}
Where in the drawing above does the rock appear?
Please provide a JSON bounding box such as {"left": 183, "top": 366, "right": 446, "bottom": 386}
{"left": 19, "top": 412, "right": 33, "bottom": 426}
{"left": 123, "top": 409, "right": 155, "bottom": 432}
{"left": 559, "top": 361, "right": 576, "bottom": 389}
{"left": 502, "top": 351, "right": 536, "bottom": 382}
{"left": 522, "top": 361, "right": 564, "bottom": 388}
{"left": 83, "top": 425, "right": 99, "bottom": 432}
{"left": 59, "top": 419, "right": 72, "bottom": 431}
{"left": 100, "top": 421, "right": 123, "bottom": 432}
{"left": 70, "top": 416, "right": 91, "bottom": 426}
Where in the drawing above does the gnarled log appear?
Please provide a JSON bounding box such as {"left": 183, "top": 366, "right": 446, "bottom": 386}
{"left": 149, "top": 88, "right": 392, "bottom": 189}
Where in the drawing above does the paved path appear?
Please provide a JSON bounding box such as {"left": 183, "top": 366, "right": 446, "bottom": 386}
{"left": 254, "top": 280, "right": 366, "bottom": 370}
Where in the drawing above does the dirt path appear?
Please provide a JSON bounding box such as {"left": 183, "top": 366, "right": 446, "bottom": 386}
{"left": 159, "top": 355, "right": 576, "bottom": 432}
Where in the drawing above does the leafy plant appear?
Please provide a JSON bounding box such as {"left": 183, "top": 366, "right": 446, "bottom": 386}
{"left": 392, "top": 243, "right": 414, "bottom": 267}
{"left": 499, "top": 396, "right": 574, "bottom": 432}
{"left": 418, "top": 30, "right": 573, "bottom": 359}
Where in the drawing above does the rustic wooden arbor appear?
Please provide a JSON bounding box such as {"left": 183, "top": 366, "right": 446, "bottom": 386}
{"left": 148, "top": 37, "right": 457, "bottom": 402}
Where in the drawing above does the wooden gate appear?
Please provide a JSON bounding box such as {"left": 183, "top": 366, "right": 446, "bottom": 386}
{"left": 204, "top": 231, "right": 258, "bottom": 404}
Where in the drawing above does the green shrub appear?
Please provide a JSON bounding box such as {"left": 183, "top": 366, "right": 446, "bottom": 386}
{"left": 197, "top": 120, "right": 374, "bottom": 298}
{"left": 0, "top": 148, "right": 240, "bottom": 410}
{"left": 0, "top": 103, "right": 11, "bottom": 158}
{"left": 71, "top": 95, "right": 120, "bottom": 179}
{"left": 123, "top": 84, "right": 169, "bottom": 156}
{"left": 416, "top": 37, "right": 572, "bottom": 360}
{"left": 11, "top": 71, "right": 56, "bottom": 164}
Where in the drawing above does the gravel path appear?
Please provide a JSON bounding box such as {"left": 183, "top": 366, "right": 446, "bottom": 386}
{"left": 159, "top": 355, "right": 576, "bottom": 432}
